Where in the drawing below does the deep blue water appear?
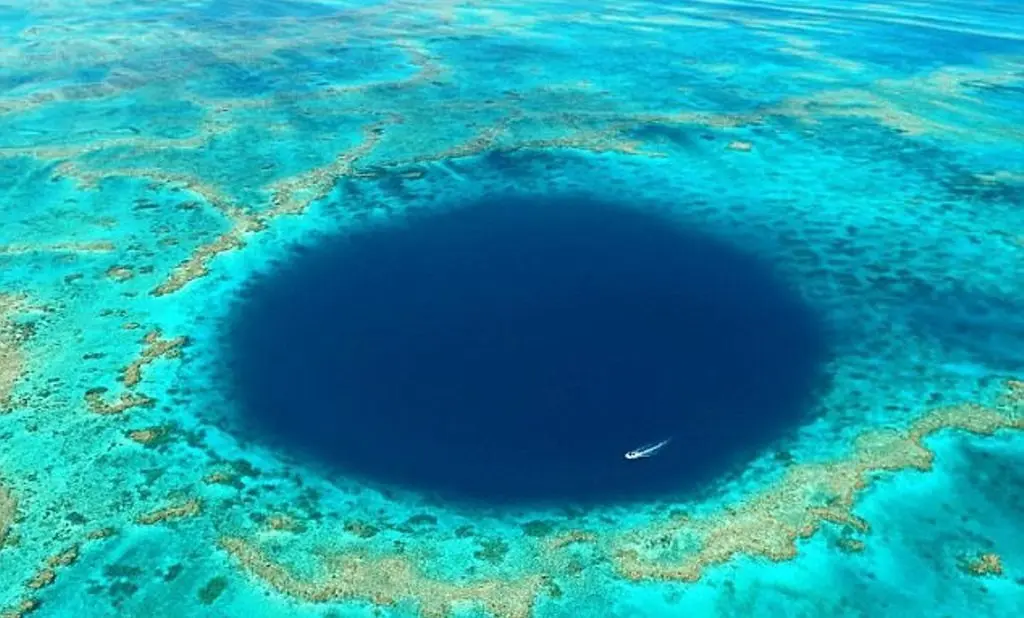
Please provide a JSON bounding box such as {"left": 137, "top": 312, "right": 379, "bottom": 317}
{"left": 224, "top": 195, "right": 831, "bottom": 507}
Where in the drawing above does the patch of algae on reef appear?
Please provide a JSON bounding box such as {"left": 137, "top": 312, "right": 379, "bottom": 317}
{"left": 610, "top": 382, "right": 1024, "bottom": 582}
{"left": 220, "top": 538, "right": 547, "bottom": 618}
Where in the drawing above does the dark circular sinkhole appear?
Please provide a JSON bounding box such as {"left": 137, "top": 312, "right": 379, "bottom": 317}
{"left": 222, "top": 195, "right": 831, "bottom": 508}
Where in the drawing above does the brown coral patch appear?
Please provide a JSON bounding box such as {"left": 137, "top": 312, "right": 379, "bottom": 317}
{"left": 203, "top": 470, "right": 239, "bottom": 487}
{"left": 0, "top": 599, "right": 39, "bottom": 618}
{"left": 18, "top": 545, "right": 80, "bottom": 603}
{"left": 126, "top": 425, "right": 171, "bottom": 446}
{"left": 86, "top": 527, "right": 116, "bottom": 540}
{"left": 266, "top": 514, "right": 304, "bottom": 533}
{"left": 0, "top": 296, "right": 30, "bottom": 411}
{"left": 136, "top": 497, "right": 202, "bottom": 525}
{"left": 0, "top": 483, "right": 15, "bottom": 549}
{"left": 960, "top": 552, "right": 1003, "bottom": 577}
{"left": 545, "top": 531, "right": 598, "bottom": 551}
{"left": 220, "top": 537, "right": 547, "bottom": 618}
{"left": 151, "top": 232, "right": 247, "bottom": 297}
{"left": 26, "top": 569, "right": 55, "bottom": 591}
{"left": 85, "top": 388, "right": 155, "bottom": 415}
{"left": 120, "top": 329, "right": 188, "bottom": 388}
{"left": 105, "top": 265, "right": 134, "bottom": 282}
{"left": 1001, "top": 379, "right": 1023, "bottom": 404}
{"left": 5, "top": 533, "right": 113, "bottom": 617}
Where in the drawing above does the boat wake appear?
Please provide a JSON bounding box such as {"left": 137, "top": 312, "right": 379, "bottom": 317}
{"left": 624, "top": 437, "right": 672, "bottom": 460}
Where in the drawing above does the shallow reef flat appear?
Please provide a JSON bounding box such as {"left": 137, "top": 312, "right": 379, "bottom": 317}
{"left": 1, "top": 1, "right": 1023, "bottom": 617}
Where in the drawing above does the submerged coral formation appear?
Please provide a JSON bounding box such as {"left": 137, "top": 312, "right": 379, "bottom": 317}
{"left": 119, "top": 330, "right": 188, "bottom": 389}
{"left": 0, "top": 297, "right": 27, "bottom": 411}
{"left": 960, "top": 552, "right": 1004, "bottom": 577}
{"left": 0, "top": 1, "right": 1022, "bottom": 617}
{"left": 0, "top": 483, "right": 14, "bottom": 549}
{"left": 611, "top": 390, "right": 1023, "bottom": 582}
{"left": 213, "top": 381, "right": 1021, "bottom": 618}
{"left": 221, "top": 537, "right": 548, "bottom": 618}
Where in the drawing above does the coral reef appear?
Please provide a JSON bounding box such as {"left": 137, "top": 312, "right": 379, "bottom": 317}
{"left": 0, "top": 1, "right": 1021, "bottom": 617}
{"left": 221, "top": 537, "right": 548, "bottom": 618}
{"left": 612, "top": 388, "right": 1023, "bottom": 582}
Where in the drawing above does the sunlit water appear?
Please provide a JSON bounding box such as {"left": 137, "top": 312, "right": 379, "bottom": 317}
{"left": 0, "top": 1, "right": 1022, "bottom": 617}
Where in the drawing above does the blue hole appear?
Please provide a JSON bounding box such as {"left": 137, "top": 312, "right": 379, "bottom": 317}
{"left": 222, "top": 194, "right": 832, "bottom": 508}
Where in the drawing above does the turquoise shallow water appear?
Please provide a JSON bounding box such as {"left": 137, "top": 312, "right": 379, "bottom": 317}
{"left": 1, "top": 0, "right": 1023, "bottom": 616}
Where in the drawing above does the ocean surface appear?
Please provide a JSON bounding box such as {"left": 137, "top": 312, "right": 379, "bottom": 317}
{"left": 0, "top": 1, "right": 1022, "bottom": 617}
